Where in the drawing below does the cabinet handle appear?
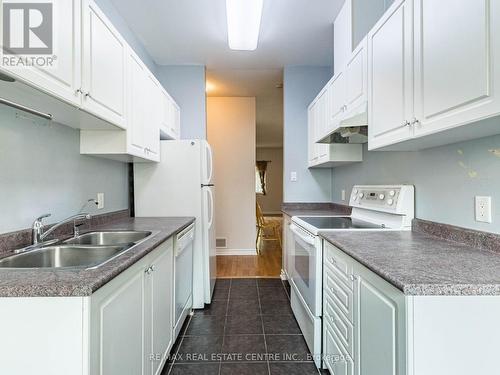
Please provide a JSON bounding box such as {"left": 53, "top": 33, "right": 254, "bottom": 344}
{"left": 145, "top": 266, "right": 153, "bottom": 275}
{"left": 330, "top": 287, "right": 337, "bottom": 295}
{"left": 75, "top": 88, "right": 83, "bottom": 95}
{"left": 330, "top": 257, "right": 336, "bottom": 264}
{"left": 403, "top": 120, "right": 411, "bottom": 127}
{"left": 151, "top": 265, "right": 156, "bottom": 272}
{"left": 84, "top": 92, "right": 92, "bottom": 99}
{"left": 350, "top": 274, "right": 357, "bottom": 281}
{"left": 411, "top": 117, "right": 420, "bottom": 126}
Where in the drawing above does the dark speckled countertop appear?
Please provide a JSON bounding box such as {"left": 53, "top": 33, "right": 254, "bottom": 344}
{"left": 320, "top": 230, "right": 500, "bottom": 296}
{"left": 282, "top": 202, "right": 352, "bottom": 218}
{"left": 0, "top": 217, "right": 195, "bottom": 297}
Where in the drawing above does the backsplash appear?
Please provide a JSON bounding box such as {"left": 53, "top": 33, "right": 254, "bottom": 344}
{"left": 0, "top": 107, "right": 129, "bottom": 234}
{"left": 332, "top": 134, "right": 500, "bottom": 234}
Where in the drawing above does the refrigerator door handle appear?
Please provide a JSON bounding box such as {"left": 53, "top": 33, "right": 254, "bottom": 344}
{"left": 207, "top": 188, "right": 214, "bottom": 229}
{"left": 206, "top": 143, "right": 213, "bottom": 184}
{"left": 201, "top": 184, "right": 215, "bottom": 188}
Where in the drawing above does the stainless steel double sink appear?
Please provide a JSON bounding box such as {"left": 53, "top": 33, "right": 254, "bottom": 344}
{"left": 0, "top": 231, "right": 152, "bottom": 270}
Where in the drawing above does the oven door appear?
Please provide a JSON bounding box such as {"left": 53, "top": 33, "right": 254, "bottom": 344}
{"left": 289, "top": 223, "right": 321, "bottom": 316}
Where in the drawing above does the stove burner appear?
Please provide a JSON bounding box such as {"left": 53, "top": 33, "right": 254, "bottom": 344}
{"left": 297, "top": 216, "right": 387, "bottom": 230}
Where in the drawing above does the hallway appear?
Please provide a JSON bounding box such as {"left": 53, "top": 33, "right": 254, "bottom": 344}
{"left": 164, "top": 278, "right": 322, "bottom": 375}
{"left": 217, "top": 216, "right": 283, "bottom": 278}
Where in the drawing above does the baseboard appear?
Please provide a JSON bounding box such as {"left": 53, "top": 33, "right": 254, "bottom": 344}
{"left": 263, "top": 211, "right": 283, "bottom": 216}
{"left": 216, "top": 248, "right": 257, "bottom": 256}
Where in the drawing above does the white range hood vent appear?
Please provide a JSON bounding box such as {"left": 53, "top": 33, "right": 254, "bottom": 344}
{"left": 318, "top": 103, "right": 368, "bottom": 144}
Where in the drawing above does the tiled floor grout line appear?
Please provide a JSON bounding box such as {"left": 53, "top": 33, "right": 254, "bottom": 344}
{"left": 166, "top": 314, "right": 192, "bottom": 374}
{"left": 256, "top": 283, "right": 272, "bottom": 375}
{"left": 218, "top": 280, "right": 232, "bottom": 375}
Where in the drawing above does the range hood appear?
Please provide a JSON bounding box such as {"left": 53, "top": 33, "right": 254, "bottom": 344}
{"left": 318, "top": 103, "right": 368, "bottom": 144}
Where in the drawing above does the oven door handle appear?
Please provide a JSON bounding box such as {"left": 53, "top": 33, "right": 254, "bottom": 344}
{"left": 290, "top": 224, "right": 315, "bottom": 245}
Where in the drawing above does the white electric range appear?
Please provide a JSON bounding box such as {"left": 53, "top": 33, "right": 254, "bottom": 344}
{"left": 288, "top": 185, "right": 415, "bottom": 368}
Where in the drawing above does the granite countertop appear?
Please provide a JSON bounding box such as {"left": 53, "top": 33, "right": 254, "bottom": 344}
{"left": 0, "top": 217, "right": 195, "bottom": 297}
{"left": 282, "top": 203, "right": 352, "bottom": 218}
{"left": 320, "top": 230, "right": 500, "bottom": 296}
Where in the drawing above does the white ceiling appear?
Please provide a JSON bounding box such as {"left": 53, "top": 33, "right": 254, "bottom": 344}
{"left": 110, "top": 0, "right": 343, "bottom": 146}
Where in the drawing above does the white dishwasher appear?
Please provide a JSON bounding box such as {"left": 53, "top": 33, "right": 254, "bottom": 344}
{"left": 174, "top": 223, "right": 195, "bottom": 339}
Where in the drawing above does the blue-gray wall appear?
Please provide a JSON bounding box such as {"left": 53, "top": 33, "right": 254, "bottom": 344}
{"left": 283, "top": 66, "right": 333, "bottom": 202}
{"left": 156, "top": 66, "right": 207, "bottom": 140}
{"left": 332, "top": 135, "right": 500, "bottom": 234}
{"left": 0, "top": 107, "right": 129, "bottom": 234}
{"left": 0, "top": 0, "right": 158, "bottom": 234}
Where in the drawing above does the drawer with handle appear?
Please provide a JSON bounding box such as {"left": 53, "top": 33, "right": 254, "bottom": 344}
{"left": 324, "top": 292, "right": 354, "bottom": 357}
{"left": 324, "top": 268, "right": 354, "bottom": 323}
{"left": 324, "top": 241, "right": 354, "bottom": 290}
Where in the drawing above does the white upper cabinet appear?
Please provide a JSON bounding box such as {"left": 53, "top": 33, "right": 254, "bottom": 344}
{"left": 413, "top": 0, "right": 500, "bottom": 138}
{"left": 1, "top": 0, "right": 82, "bottom": 106}
{"left": 81, "top": 0, "right": 127, "bottom": 129}
{"left": 345, "top": 38, "right": 368, "bottom": 115}
{"left": 160, "top": 91, "right": 181, "bottom": 140}
{"left": 329, "top": 70, "right": 347, "bottom": 132}
{"left": 128, "top": 51, "right": 149, "bottom": 156}
{"left": 368, "top": 0, "right": 414, "bottom": 150}
{"left": 368, "top": 0, "right": 500, "bottom": 150}
{"left": 334, "top": 0, "right": 353, "bottom": 73}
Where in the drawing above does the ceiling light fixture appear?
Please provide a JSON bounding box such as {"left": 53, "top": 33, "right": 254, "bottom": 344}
{"left": 226, "top": 0, "right": 264, "bottom": 51}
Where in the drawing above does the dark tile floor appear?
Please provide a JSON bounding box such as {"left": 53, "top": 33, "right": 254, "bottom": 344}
{"left": 163, "top": 278, "right": 323, "bottom": 375}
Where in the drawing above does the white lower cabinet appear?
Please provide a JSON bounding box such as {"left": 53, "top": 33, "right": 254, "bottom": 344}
{"left": 323, "top": 240, "right": 500, "bottom": 375}
{"left": 90, "top": 238, "right": 174, "bottom": 375}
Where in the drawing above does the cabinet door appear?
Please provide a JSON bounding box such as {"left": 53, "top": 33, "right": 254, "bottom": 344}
{"left": 82, "top": 0, "right": 127, "bottom": 128}
{"left": 315, "top": 93, "right": 329, "bottom": 159}
{"left": 345, "top": 38, "right": 368, "bottom": 114}
{"left": 357, "top": 273, "right": 406, "bottom": 375}
{"left": 151, "top": 245, "right": 174, "bottom": 375}
{"left": 368, "top": 0, "right": 414, "bottom": 150}
{"left": 128, "top": 51, "right": 148, "bottom": 156}
{"left": 1, "top": 0, "right": 82, "bottom": 106}
{"left": 90, "top": 269, "right": 145, "bottom": 375}
{"left": 145, "top": 74, "right": 161, "bottom": 160}
{"left": 307, "top": 104, "right": 317, "bottom": 165}
{"left": 413, "top": 0, "right": 500, "bottom": 137}
{"left": 334, "top": 0, "right": 353, "bottom": 72}
{"left": 330, "top": 71, "right": 347, "bottom": 130}
{"left": 174, "top": 104, "right": 181, "bottom": 139}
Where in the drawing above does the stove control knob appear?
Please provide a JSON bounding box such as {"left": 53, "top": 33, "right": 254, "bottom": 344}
{"left": 389, "top": 190, "right": 396, "bottom": 197}
{"left": 353, "top": 189, "right": 358, "bottom": 195}
{"left": 379, "top": 194, "right": 385, "bottom": 200}
{"left": 388, "top": 199, "right": 394, "bottom": 206}
{"left": 359, "top": 193, "right": 364, "bottom": 199}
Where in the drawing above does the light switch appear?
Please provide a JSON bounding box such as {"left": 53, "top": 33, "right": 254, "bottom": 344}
{"left": 290, "top": 172, "right": 297, "bottom": 182}
{"left": 341, "top": 190, "right": 346, "bottom": 201}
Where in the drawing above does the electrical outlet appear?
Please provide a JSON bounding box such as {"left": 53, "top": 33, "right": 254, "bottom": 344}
{"left": 97, "top": 193, "right": 105, "bottom": 210}
{"left": 290, "top": 172, "right": 297, "bottom": 182}
{"left": 475, "top": 196, "right": 492, "bottom": 223}
{"left": 341, "top": 190, "right": 346, "bottom": 201}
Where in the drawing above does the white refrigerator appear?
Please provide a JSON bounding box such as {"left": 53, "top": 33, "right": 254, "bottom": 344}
{"left": 134, "top": 140, "right": 216, "bottom": 308}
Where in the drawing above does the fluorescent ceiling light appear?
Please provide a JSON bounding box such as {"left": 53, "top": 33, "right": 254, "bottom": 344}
{"left": 226, "top": 0, "right": 264, "bottom": 51}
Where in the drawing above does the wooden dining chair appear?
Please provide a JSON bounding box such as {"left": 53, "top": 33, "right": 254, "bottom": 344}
{"left": 256, "top": 202, "right": 282, "bottom": 254}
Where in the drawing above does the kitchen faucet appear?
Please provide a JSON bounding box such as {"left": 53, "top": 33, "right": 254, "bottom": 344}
{"left": 31, "top": 213, "right": 92, "bottom": 246}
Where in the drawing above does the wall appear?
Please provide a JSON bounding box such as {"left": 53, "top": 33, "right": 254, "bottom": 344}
{"left": 156, "top": 66, "right": 207, "bottom": 140}
{"left": 256, "top": 147, "right": 283, "bottom": 215}
{"left": 207, "top": 97, "right": 257, "bottom": 254}
{"left": 283, "top": 66, "right": 333, "bottom": 203}
{"left": 332, "top": 135, "right": 500, "bottom": 234}
{"left": 0, "top": 107, "right": 129, "bottom": 234}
